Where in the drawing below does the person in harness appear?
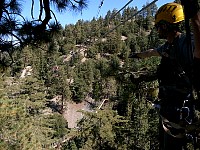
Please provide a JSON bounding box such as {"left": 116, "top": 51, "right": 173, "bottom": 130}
{"left": 129, "top": 1, "right": 200, "bottom": 150}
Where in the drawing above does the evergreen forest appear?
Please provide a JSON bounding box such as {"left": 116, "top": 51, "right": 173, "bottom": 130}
{"left": 0, "top": 0, "right": 191, "bottom": 149}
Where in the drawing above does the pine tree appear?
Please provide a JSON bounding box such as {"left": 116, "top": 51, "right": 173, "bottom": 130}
{"left": 72, "top": 108, "right": 131, "bottom": 150}
{"left": 0, "top": 76, "right": 65, "bottom": 149}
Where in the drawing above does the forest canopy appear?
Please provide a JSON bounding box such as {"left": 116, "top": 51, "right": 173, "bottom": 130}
{"left": 0, "top": 0, "right": 179, "bottom": 149}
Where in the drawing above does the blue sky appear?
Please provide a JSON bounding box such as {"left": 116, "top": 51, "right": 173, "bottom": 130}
{"left": 21, "top": 0, "right": 172, "bottom": 27}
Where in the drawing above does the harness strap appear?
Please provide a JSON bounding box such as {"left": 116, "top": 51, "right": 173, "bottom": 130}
{"left": 161, "top": 115, "right": 186, "bottom": 138}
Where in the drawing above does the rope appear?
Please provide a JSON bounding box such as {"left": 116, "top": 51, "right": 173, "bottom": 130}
{"left": 96, "top": 0, "right": 105, "bottom": 18}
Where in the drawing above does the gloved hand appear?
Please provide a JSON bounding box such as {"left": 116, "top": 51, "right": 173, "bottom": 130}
{"left": 128, "top": 52, "right": 141, "bottom": 58}
{"left": 181, "top": 0, "right": 200, "bottom": 18}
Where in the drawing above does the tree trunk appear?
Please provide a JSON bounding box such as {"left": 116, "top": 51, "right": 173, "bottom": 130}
{"left": 0, "top": 0, "right": 5, "bottom": 21}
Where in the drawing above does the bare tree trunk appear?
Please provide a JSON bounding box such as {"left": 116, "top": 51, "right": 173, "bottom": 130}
{"left": 41, "top": 0, "right": 51, "bottom": 29}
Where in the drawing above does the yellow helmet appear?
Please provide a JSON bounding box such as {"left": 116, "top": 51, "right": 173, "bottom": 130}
{"left": 155, "top": 3, "right": 184, "bottom": 24}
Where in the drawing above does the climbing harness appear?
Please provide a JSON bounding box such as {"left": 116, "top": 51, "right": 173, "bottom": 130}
{"left": 147, "top": 96, "right": 200, "bottom": 149}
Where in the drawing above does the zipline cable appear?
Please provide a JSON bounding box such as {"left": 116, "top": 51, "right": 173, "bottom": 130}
{"left": 109, "top": 0, "right": 134, "bottom": 21}
{"left": 102, "top": 0, "right": 158, "bottom": 38}
{"left": 76, "top": 0, "right": 159, "bottom": 52}
{"left": 92, "top": 0, "right": 134, "bottom": 45}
